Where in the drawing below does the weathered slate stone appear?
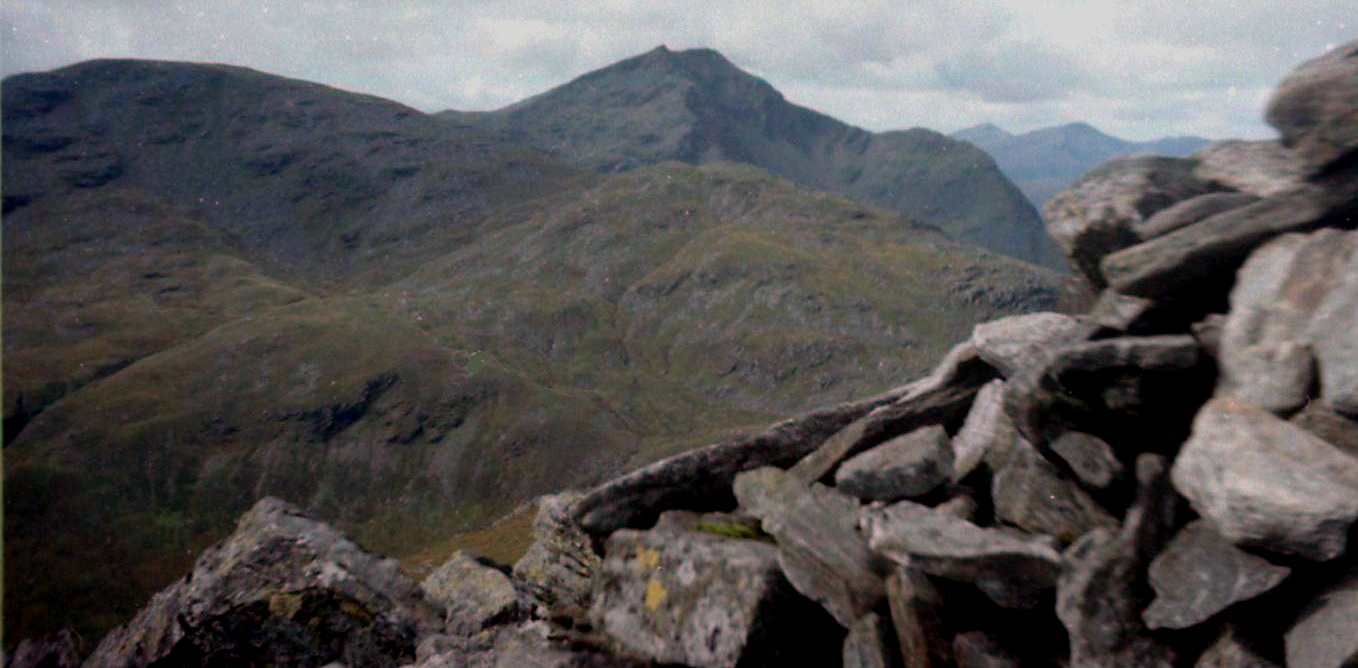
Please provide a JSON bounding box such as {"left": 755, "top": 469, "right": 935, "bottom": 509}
{"left": 1057, "top": 455, "right": 1178, "bottom": 668}
{"left": 1217, "top": 229, "right": 1356, "bottom": 413}
{"left": 951, "top": 379, "right": 1015, "bottom": 481}
{"left": 423, "top": 551, "right": 535, "bottom": 636}
{"left": 1266, "top": 38, "right": 1358, "bottom": 175}
{"left": 864, "top": 500, "right": 1063, "bottom": 609}
{"left": 1195, "top": 625, "right": 1280, "bottom": 668}
{"left": 734, "top": 467, "right": 884, "bottom": 626}
{"left": 1101, "top": 184, "right": 1356, "bottom": 299}
{"left": 590, "top": 528, "right": 840, "bottom": 668}
{"left": 514, "top": 492, "right": 600, "bottom": 610}
{"left": 6, "top": 628, "right": 81, "bottom": 668}
{"left": 969, "top": 312, "right": 1090, "bottom": 379}
{"left": 835, "top": 425, "right": 953, "bottom": 502}
{"left": 84, "top": 497, "right": 440, "bottom": 668}
{"left": 1285, "top": 566, "right": 1358, "bottom": 668}
{"left": 1141, "top": 520, "right": 1291, "bottom": 630}
{"left": 791, "top": 344, "right": 995, "bottom": 484}
{"left": 1048, "top": 431, "right": 1124, "bottom": 492}
{"left": 1192, "top": 139, "right": 1304, "bottom": 197}
{"left": 1136, "top": 192, "right": 1260, "bottom": 240}
{"left": 1291, "top": 400, "right": 1358, "bottom": 459}
{"left": 1307, "top": 238, "right": 1358, "bottom": 416}
{"left": 953, "top": 631, "right": 1023, "bottom": 668}
{"left": 885, "top": 566, "right": 949, "bottom": 668}
{"left": 573, "top": 379, "right": 918, "bottom": 534}
{"left": 992, "top": 436, "right": 1118, "bottom": 543}
{"left": 1044, "top": 155, "right": 1223, "bottom": 286}
{"left": 1171, "top": 398, "right": 1358, "bottom": 561}
{"left": 843, "top": 612, "right": 903, "bottom": 668}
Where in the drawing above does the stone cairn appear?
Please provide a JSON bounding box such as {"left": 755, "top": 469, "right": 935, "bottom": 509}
{"left": 13, "top": 38, "right": 1358, "bottom": 668}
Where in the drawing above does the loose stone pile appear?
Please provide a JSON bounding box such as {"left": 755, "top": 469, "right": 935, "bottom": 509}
{"left": 13, "top": 37, "right": 1358, "bottom": 668}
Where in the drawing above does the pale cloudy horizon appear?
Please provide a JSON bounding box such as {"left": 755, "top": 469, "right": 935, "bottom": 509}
{"left": 3, "top": 1, "right": 1353, "bottom": 142}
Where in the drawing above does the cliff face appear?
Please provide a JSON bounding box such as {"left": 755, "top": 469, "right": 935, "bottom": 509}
{"left": 13, "top": 38, "right": 1358, "bottom": 668}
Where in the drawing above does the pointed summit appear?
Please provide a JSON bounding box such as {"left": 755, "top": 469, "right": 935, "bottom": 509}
{"left": 465, "top": 47, "right": 1063, "bottom": 269}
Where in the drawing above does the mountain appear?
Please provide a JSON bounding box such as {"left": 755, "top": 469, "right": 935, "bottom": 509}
{"left": 952, "top": 121, "right": 1212, "bottom": 207}
{"left": 439, "top": 46, "right": 1067, "bottom": 271}
{"left": 2, "top": 59, "right": 1072, "bottom": 645}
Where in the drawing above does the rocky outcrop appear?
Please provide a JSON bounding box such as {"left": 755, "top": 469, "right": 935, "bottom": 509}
{"left": 60, "top": 38, "right": 1358, "bottom": 668}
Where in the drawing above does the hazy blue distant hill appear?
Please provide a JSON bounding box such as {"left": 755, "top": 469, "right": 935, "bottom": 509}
{"left": 441, "top": 46, "right": 1067, "bottom": 270}
{"left": 952, "top": 121, "right": 1212, "bottom": 207}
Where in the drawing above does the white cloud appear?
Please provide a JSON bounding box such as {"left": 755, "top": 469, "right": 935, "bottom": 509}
{"left": 2, "top": 0, "right": 1352, "bottom": 141}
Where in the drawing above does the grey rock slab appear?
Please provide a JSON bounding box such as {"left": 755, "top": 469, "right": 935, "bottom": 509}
{"left": 1141, "top": 520, "right": 1291, "bottom": 630}
{"left": 863, "top": 500, "right": 1063, "bottom": 609}
{"left": 969, "top": 312, "right": 1090, "bottom": 379}
{"left": 1057, "top": 455, "right": 1179, "bottom": 668}
{"left": 1307, "top": 236, "right": 1358, "bottom": 416}
{"left": 1266, "top": 38, "right": 1358, "bottom": 175}
{"left": 5, "top": 629, "right": 81, "bottom": 668}
{"left": 1217, "top": 228, "right": 1357, "bottom": 413}
{"left": 422, "top": 551, "right": 534, "bottom": 636}
{"left": 514, "top": 491, "right": 601, "bottom": 610}
{"left": 1102, "top": 184, "right": 1357, "bottom": 299}
{"left": 1048, "top": 431, "right": 1124, "bottom": 492}
{"left": 835, "top": 424, "right": 953, "bottom": 502}
{"left": 885, "top": 566, "right": 949, "bottom": 668}
{"left": 843, "top": 612, "right": 903, "bottom": 668}
{"left": 590, "top": 528, "right": 840, "bottom": 668}
{"left": 1285, "top": 567, "right": 1358, "bottom": 668}
{"left": 1291, "top": 400, "right": 1358, "bottom": 459}
{"left": 733, "top": 466, "right": 884, "bottom": 626}
{"left": 1192, "top": 139, "right": 1305, "bottom": 197}
{"left": 1044, "top": 155, "right": 1223, "bottom": 286}
{"left": 1136, "top": 191, "right": 1260, "bottom": 240}
{"left": 1171, "top": 398, "right": 1358, "bottom": 561}
{"left": 951, "top": 379, "right": 1015, "bottom": 481}
{"left": 791, "top": 343, "right": 996, "bottom": 484}
{"left": 1195, "top": 625, "right": 1280, "bottom": 668}
{"left": 992, "top": 435, "right": 1118, "bottom": 544}
{"left": 953, "top": 631, "right": 1023, "bottom": 668}
{"left": 573, "top": 378, "right": 918, "bottom": 534}
{"left": 84, "top": 497, "right": 440, "bottom": 668}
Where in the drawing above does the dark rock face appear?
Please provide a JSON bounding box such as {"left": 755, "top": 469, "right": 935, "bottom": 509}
{"left": 884, "top": 566, "right": 950, "bottom": 668}
{"left": 82, "top": 497, "right": 440, "bottom": 668}
{"left": 1266, "top": 38, "right": 1358, "bottom": 175}
{"left": 733, "top": 466, "right": 884, "bottom": 626}
{"left": 1141, "top": 520, "right": 1291, "bottom": 630}
{"left": 991, "top": 435, "right": 1118, "bottom": 543}
{"left": 4, "top": 629, "right": 81, "bottom": 668}
{"left": 1195, "top": 625, "right": 1280, "bottom": 668}
{"left": 842, "top": 612, "right": 903, "bottom": 668}
{"left": 1285, "top": 567, "right": 1358, "bottom": 668}
{"left": 589, "top": 527, "right": 841, "bottom": 668}
{"left": 834, "top": 425, "right": 953, "bottom": 502}
{"left": 1170, "top": 399, "right": 1358, "bottom": 561}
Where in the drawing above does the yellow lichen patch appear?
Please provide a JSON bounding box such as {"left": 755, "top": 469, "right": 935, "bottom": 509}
{"left": 644, "top": 577, "right": 669, "bottom": 611}
{"left": 268, "top": 592, "right": 304, "bottom": 619}
{"left": 636, "top": 546, "right": 663, "bottom": 569}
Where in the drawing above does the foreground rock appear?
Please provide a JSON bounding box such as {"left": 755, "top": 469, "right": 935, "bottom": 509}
{"left": 842, "top": 612, "right": 902, "bottom": 668}
{"left": 1141, "top": 520, "right": 1290, "bottom": 630}
{"left": 5, "top": 629, "right": 81, "bottom": 668}
{"left": 513, "top": 492, "right": 600, "bottom": 610}
{"left": 1307, "top": 240, "right": 1358, "bottom": 416}
{"left": 991, "top": 436, "right": 1118, "bottom": 543}
{"left": 1266, "top": 37, "right": 1358, "bottom": 174}
{"left": 422, "top": 552, "right": 535, "bottom": 636}
{"left": 968, "top": 312, "right": 1089, "bottom": 379}
{"left": 864, "top": 500, "right": 1063, "bottom": 609}
{"left": 1192, "top": 140, "right": 1304, "bottom": 197}
{"left": 590, "top": 528, "right": 840, "bottom": 668}
{"left": 83, "top": 497, "right": 439, "bottom": 668}
{"left": 733, "top": 466, "right": 884, "bottom": 626}
{"left": 1285, "top": 566, "right": 1358, "bottom": 668}
{"left": 1171, "top": 399, "right": 1358, "bottom": 561}
{"left": 1196, "top": 625, "right": 1280, "bottom": 668}
{"left": 834, "top": 425, "right": 953, "bottom": 502}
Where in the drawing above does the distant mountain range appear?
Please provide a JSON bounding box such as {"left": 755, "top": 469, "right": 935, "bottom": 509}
{"left": 3, "top": 54, "right": 1071, "bottom": 644}
{"left": 439, "top": 46, "right": 1067, "bottom": 270}
{"left": 951, "top": 122, "right": 1212, "bottom": 208}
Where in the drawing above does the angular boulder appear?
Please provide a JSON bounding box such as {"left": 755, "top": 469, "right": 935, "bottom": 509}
{"left": 863, "top": 500, "right": 1063, "bottom": 609}
{"left": 1136, "top": 192, "right": 1260, "bottom": 240}
{"left": 1192, "top": 139, "right": 1304, "bottom": 197}
{"left": 1171, "top": 398, "right": 1358, "bottom": 560}
{"left": 590, "top": 528, "right": 840, "bottom": 668}
{"left": 1047, "top": 431, "right": 1124, "bottom": 492}
{"left": 83, "top": 497, "right": 440, "bottom": 668}
{"left": 1285, "top": 567, "right": 1358, "bottom": 668}
{"left": 842, "top": 612, "right": 903, "bottom": 668}
{"left": 969, "top": 312, "right": 1090, "bottom": 379}
{"left": 1306, "top": 239, "right": 1358, "bottom": 416}
{"left": 992, "top": 436, "right": 1118, "bottom": 543}
{"left": 885, "top": 566, "right": 949, "bottom": 668}
{"left": 1141, "top": 520, "right": 1291, "bottom": 630}
{"left": 733, "top": 466, "right": 884, "bottom": 626}
{"left": 5, "top": 629, "right": 81, "bottom": 668}
{"left": 1044, "top": 155, "right": 1222, "bottom": 286}
{"left": 951, "top": 379, "right": 1015, "bottom": 481}
{"left": 422, "top": 551, "right": 535, "bottom": 636}
{"left": 1266, "top": 38, "right": 1358, "bottom": 175}
{"left": 834, "top": 425, "right": 953, "bottom": 502}
{"left": 513, "top": 492, "right": 600, "bottom": 610}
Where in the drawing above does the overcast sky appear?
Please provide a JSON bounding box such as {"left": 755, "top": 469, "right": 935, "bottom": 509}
{"left": 3, "top": 1, "right": 1353, "bottom": 141}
